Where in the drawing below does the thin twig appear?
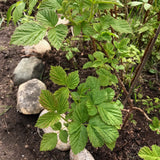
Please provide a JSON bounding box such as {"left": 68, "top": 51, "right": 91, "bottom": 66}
{"left": 132, "top": 107, "right": 152, "bottom": 122}
{"left": 123, "top": 24, "right": 160, "bottom": 106}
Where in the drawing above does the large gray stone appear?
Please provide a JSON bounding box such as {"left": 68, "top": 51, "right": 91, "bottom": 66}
{"left": 13, "top": 56, "right": 44, "bottom": 85}
{"left": 17, "top": 79, "right": 46, "bottom": 114}
{"left": 70, "top": 148, "right": 95, "bottom": 160}
{"left": 39, "top": 109, "right": 71, "bottom": 151}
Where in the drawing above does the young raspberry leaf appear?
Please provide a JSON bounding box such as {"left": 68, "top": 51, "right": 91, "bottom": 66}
{"left": 86, "top": 99, "right": 97, "bottom": 116}
{"left": 36, "top": 9, "right": 58, "bottom": 28}
{"left": 39, "top": 0, "right": 61, "bottom": 10}
{"left": 87, "top": 116, "right": 119, "bottom": 149}
{"left": 111, "top": 19, "right": 132, "bottom": 34}
{"left": 55, "top": 92, "right": 69, "bottom": 114}
{"left": 73, "top": 25, "right": 81, "bottom": 36}
{"left": 72, "top": 102, "right": 89, "bottom": 123}
{"left": 86, "top": 76, "right": 100, "bottom": 91}
{"left": 138, "top": 145, "right": 160, "bottom": 160}
{"left": 97, "top": 102, "right": 122, "bottom": 127}
{"left": 28, "top": 0, "right": 38, "bottom": 15}
{"left": 11, "top": 22, "right": 47, "bottom": 46}
{"left": 66, "top": 71, "right": 80, "bottom": 89}
{"left": 54, "top": 87, "right": 69, "bottom": 99}
{"left": 35, "top": 111, "right": 60, "bottom": 129}
{"left": 103, "top": 88, "right": 115, "bottom": 102}
{"left": 59, "top": 130, "right": 68, "bottom": 143}
{"left": 12, "top": 1, "right": 25, "bottom": 25}
{"left": 96, "top": 68, "right": 118, "bottom": 86}
{"left": 51, "top": 122, "right": 62, "bottom": 131}
{"left": 69, "top": 122, "right": 88, "bottom": 154}
{"left": 39, "top": 90, "right": 56, "bottom": 111}
{"left": 50, "top": 66, "right": 67, "bottom": 86}
{"left": 48, "top": 24, "right": 68, "bottom": 50}
{"left": 40, "top": 133, "right": 57, "bottom": 151}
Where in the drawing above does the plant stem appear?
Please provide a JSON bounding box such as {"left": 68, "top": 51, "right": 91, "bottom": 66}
{"left": 123, "top": 24, "right": 160, "bottom": 106}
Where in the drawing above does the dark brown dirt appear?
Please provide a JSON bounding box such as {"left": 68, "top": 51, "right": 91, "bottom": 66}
{"left": 0, "top": 2, "right": 160, "bottom": 160}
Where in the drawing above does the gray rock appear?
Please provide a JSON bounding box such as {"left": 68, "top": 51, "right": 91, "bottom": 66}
{"left": 70, "top": 148, "right": 95, "bottom": 160}
{"left": 13, "top": 56, "right": 44, "bottom": 85}
{"left": 39, "top": 109, "right": 71, "bottom": 151}
{"left": 17, "top": 79, "right": 46, "bottom": 114}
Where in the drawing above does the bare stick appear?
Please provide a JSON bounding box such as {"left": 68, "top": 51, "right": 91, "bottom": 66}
{"left": 132, "top": 107, "right": 152, "bottom": 122}
{"left": 123, "top": 24, "right": 160, "bottom": 106}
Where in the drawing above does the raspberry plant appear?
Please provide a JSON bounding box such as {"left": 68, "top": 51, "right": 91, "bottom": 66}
{"left": 35, "top": 66, "right": 123, "bottom": 153}
{"left": 8, "top": 0, "right": 160, "bottom": 157}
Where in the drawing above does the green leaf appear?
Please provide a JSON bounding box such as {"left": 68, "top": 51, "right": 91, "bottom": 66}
{"left": 86, "top": 76, "right": 100, "bottom": 91}
{"left": 90, "top": 89, "right": 106, "bottom": 105}
{"left": 37, "top": 9, "right": 58, "bottom": 28}
{"left": 98, "top": 3, "right": 114, "bottom": 10}
{"left": 55, "top": 92, "right": 69, "bottom": 114}
{"left": 149, "top": 117, "right": 160, "bottom": 134}
{"left": 139, "top": 26, "right": 149, "bottom": 34}
{"left": 12, "top": 1, "right": 25, "bottom": 24}
{"left": 50, "top": 66, "right": 67, "bottom": 86}
{"left": 72, "top": 102, "right": 89, "bottom": 123}
{"left": 39, "top": 90, "right": 56, "bottom": 111}
{"left": 115, "top": 100, "right": 124, "bottom": 110}
{"left": 93, "top": 23, "right": 103, "bottom": 32}
{"left": 96, "top": 68, "right": 118, "bottom": 86}
{"left": 35, "top": 111, "right": 60, "bottom": 128}
{"left": 86, "top": 99, "right": 97, "bottom": 116}
{"left": 7, "top": 3, "right": 16, "bottom": 24}
{"left": 54, "top": 87, "right": 69, "bottom": 99}
{"left": 83, "top": 62, "right": 93, "bottom": 69}
{"left": 90, "top": 88, "right": 115, "bottom": 104}
{"left": 66, "top": 51, "right": 73, "bottom": 60}
{"left": 111, "top": 19, "right": 132, "bottom": 34}
{"left": 100, "top": 15, "right": 114, "bottom": 28}
{"left": 144, "top": 3, "right": 152, "bottom": 11}
{"left": 77, "top": 83, "right": 89, "bottom": 95}
{"left": 59, "top": 130, "right": 68, "bottom": 143}
{"left": 98, "top": 102, "right": 122, "bottom": 126}
{"left": 88, "top": 54, "right": 94, "bottom": 61}
{"left": 66, "top": 71, "right": 80, "bottom": 89}
{"left": 69, "top": 122, "right": 88, "bottom": 154}
{"left": 40, "top": 133, "right": 57, "bottom": 151}
{"left": 114, "top": 38, "right": 130, "bottom": 52}
{"left": 87, "top": 124, "right": 104, "bottom": 148}
{"left": 138, "top": 145, "right": 160, "bottom": 160}
{"left": 39, "top": 0, "right": 61, "bottom": 11}
{"left": 82, "top": 22, "right": 96, "bottom": 36}
{"left": 95, "top": 0, "right": 123, "bottom": 6}
{"left": 11, "top": 22, "right": 47, "bottom": 46}
{"left": 73, "top": 24, "right": 81, "bottom": 36}
{"left": 71, "top": 92, "right": 80, "bottom": 101}
{"left": 128, "top": 1, "right": 143, "bottom": 7}
{"left": 93, "top": 51, "right": 105, "bottom": 61}
{"left": 87, "top": 116, "right": 119, "bottom": 148}
{"left": 51, "top": 122, "right": 62, "bottom": 130}
{"left": 28, "top": 0, "right": 38, "bottom": 15}
{"left": 48, "top": 24, "right": 68, "bottom": 50}
{"left": 103, "top": 88, "right": 115, "bottom": 101}
{"left": 106, "top": 141, "right": 116, "bottom": 151}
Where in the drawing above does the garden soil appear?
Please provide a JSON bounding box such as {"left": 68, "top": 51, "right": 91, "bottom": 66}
{"left": 0, "top": 2, "right": 160, "bottom": 160}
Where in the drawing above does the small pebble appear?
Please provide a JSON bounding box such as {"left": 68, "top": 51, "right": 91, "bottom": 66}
{"left": 25, "top": 144, "right": 29, "bottom": 148}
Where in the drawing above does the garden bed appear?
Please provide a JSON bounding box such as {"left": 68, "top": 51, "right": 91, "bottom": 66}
{"left": 0, "top": 23, "right": 160, "bottom": 160}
